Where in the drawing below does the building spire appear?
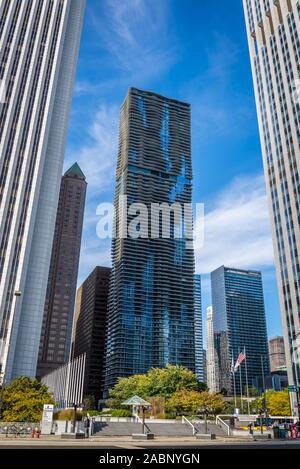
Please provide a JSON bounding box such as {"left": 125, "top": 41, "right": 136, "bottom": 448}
{"left": 64, "top": 162, "right": 86, "bottom": 179}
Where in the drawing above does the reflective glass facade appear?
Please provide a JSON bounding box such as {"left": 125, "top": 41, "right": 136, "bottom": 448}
{"left": 104, "top": 88, "right": 195, "bottom": 390}
{"left": 211, "top": 266, "right": 269, "bottom": 395}
{"left": 194, "top": 274, "right": 204, "bottom": 382}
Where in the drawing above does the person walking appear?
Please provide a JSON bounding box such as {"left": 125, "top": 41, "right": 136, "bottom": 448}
{"left": 291, "top": 423, "right": 298, "bottom": 440}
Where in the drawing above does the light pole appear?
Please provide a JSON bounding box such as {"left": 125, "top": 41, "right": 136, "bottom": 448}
{"left": 199, "top": 406, "right": 213, "bottom": 434}
{"left": 71, "top": 402, "right": 81, "bottom": 434}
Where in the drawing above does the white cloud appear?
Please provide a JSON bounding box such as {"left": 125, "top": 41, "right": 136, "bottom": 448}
{"left": 65, "top": 105, "right": 119, "bottom": 197}
{"left": 195, "top": 174, "right": 275, "bottom": 274}
{"left": 78, "top": 237, "right": 112, "bottom": 286}
{"left": 90, "top": 0, "right": 177, "bottom": 84}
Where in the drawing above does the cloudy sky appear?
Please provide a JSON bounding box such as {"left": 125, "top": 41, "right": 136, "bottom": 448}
{"left": 65, "top": 0, "right": 282, "bottom": 338}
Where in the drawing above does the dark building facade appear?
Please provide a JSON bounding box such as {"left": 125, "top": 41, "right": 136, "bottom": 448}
{"left": 72, "top": 267, "right": 111, "bottom": 404}
{"left": 37, "top": 163, "right": 86, "bottom": 378}
{"left": 211, "top": 266, "right": 269, "bottom": 395}
{"left": 105, "top": 88, "right": 196, "bottom": 390}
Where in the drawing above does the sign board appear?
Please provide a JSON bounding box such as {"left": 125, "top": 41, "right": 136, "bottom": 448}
{"left": 288, "top": 386, "right": 297, "bottom": 393}
{"left": 41, "top": 404, "right": 54, "bottom": 435}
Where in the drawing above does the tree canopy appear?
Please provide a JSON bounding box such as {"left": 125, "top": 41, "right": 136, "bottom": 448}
{"left": 1, "top": 376, "right": 55, "bottom": 422}
{"left": 166, "top": 390, "right": 226, "bottom": 416}
{"left": 253, "top": 390, "right": 291, "bottom": 417}
{"left": 107, "top": 365, "right": 207, "bottom": 408}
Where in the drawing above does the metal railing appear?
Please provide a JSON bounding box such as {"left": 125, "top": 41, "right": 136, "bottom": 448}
{"left": 182, "top": 416, "right": 198, "bottom": 436}
{"left": 216, "top": 415, "right": 232, "bottom": 436}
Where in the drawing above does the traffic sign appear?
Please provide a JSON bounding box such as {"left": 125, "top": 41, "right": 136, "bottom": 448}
{"left": 288, "top": 385, "right": 297, "bottom": 393}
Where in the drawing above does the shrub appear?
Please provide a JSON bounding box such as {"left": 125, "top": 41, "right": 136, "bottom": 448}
{"left": 110, "top": 409, "right": 132, "bottom": 418}
{"left": 151, "top": 413, "right": 174, "bottom": 420}
{"left": 55, "top": 409, "right": 83, "bottom": 421}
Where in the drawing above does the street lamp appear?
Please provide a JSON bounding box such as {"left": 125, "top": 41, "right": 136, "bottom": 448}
{"left": 71, "top": 402, "right": 81, "bottom": 434}
{"left": 199, "top": 406, "right": 214, "bottom": 434}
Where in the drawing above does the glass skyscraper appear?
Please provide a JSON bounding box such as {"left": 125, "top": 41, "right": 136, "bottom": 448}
{"left": 0, "top": 0, "right": 86, "bottom": 382}
{"left": 105, "top": 88, "right": 195, "bottom": 390}
{"left": 211, "top": 266, "right": 269, "bottom": 395}
{"left": 243, "top": 0, "right": 300, "bottom": 400}
{"left": 194, "top": 274, "right": 204, "bottom": 382}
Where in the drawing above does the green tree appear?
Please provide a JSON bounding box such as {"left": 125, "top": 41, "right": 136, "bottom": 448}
{"left": 166, "top": 390, "right": 226, "bottom": 416}
{"left": 83, "top": 395, "right": 96, "bottom": 411}
{"left": 253, "top": 390, "right": 291, "bottom": 416}
{"left": 1, "top": 376, "right": 55, "bottom": 422}
{"left": 108, "top": 365, "right": 206, "bottom": 408}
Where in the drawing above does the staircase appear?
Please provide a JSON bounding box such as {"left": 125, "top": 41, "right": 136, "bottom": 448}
{"left": 93, "top": 421, "right": 194, "bottom": 437}
{"left": 193, "top": 421, "right": 228, "bottom": 437}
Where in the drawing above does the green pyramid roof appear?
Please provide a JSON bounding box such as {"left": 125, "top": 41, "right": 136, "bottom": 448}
{"left": 65, "top": 162, "right": 86, "bottom": 179}
{"left": 122, "top": 396, "right": 151, "bottom": 407}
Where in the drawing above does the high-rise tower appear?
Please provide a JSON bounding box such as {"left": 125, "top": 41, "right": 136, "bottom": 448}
{"left": 194, "top": 274, "right": 204, "bottom": 382}
{"left": 105, "top": 88, "right": 195, "bottom": 390}
{"left": 37, "top": 163, "right": 86, "bottom": 378}
{"left": 211, "top": 266, "right": 269, "bottom": 395}
{"left": 243, "top": 0, "right": 300, "bottom": 398}
{"left": 0, "top": 0, "right": 86, "bottom": 382}
{"left": 206, "top": 306, "right": 219, "bottom": 393}
{"left": 72, "top": 267, "right": 111, "bottom": 404}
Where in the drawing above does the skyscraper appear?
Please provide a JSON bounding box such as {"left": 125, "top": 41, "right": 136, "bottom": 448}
{"left": 269, "top": 336, "right": 287, "bottom": 373}
{"left": 194, "top": 274, "right": 204, "bottom": 382}
{"left": 211, "top": 266, "right": 269, "bottom": 395}
{"left": 243, "top": 0, "right": 300, "bottom": 398}
{"left": 105, "top": 87, "right": 195, "bottom": 390}
{"left": 206, "top": 306, "right": 219, "bottom": 393}
{"left": 0, "top": 0, "right": 86, "bottom": 382}
{"left": 37, "top": 163, "right": 87, "bottom": 378}
{"left": 72, "top": 267, "right": 111, "bottom": 405}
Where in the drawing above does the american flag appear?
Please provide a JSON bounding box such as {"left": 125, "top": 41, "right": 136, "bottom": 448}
{"left": 234, "top": 351, "right": 246, "bottom": 372}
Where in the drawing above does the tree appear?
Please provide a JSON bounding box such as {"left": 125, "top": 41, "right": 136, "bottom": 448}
{"left": 166, "top": 390, "right": 226, "bottom": 416}
{"left": 1, "top": 376, "right": 55, "bottom": 422}
{"left": 83, "top": 395, "right": 96, "bottom": 411}
{"left": 253, "top": 390, "right": 291, "bottom": 417}
{"left": 108, "top": 365, "right": 206, "bottom": 408}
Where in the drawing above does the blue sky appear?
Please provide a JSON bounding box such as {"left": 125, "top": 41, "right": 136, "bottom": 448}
{"left": 65, "top": 0, "right": 282, "bottom": 340}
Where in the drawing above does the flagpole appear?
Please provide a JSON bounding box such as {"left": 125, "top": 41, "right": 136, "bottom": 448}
{"left": 244, "top": 346, "right": 250, "bottom": 415}
{"left": 239, "top": 350, "right": 244, "bottom": 413}
{"left": 232, "top": 354, "right": 237, "bottom": 408}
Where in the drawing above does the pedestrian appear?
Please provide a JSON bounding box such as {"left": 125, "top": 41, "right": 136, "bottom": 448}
{"left": 272, "top": 422, "right": 279, "bottom": 440}
{"left": 84, "top": 417, "right": 90, "bottom": 438}
{"left": 291, "top": 423, "right": 298, "bottom": 440}
{"left": 279, "top": 423, "right": 286, "bottom": 440}
{"left": 248, "top": 423, "right": 254, "bottom": 437}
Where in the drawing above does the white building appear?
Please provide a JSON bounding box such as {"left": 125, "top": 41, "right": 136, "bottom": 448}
{"left": 0, "top": 0, "right": 86, "bottom": 382}
{"left": 243, "top": 0, "right": 300, "bottom": 402}
{"left": 206, "top": 307, "right": 219, "bottom": 393}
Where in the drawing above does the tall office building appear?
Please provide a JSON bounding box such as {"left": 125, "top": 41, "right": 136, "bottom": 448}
{"left": 0, "top": 0, "right": 86, "bottom": 382}
{"left": 37, "top": 163, "right": 87, "bottom": 378}
{"left": 206, "top": 306, "right": 219, "bottom": 393}
{"left": 72, "top": 267, "right": 111, "bottom": 404}
{"left": 211, "top": 266, "right": 269, "bottom": 395}
{"left": 243, "top": 0, "right": 300, "bottom": 397}
{"left": 105, "top": 87, "right": 195, "bottom": 390}
{"left": 194, "top": 274, "right": 204, "bottom": 382}
{"left": 269, "top": 336, "right": 287, "bottom": 372}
